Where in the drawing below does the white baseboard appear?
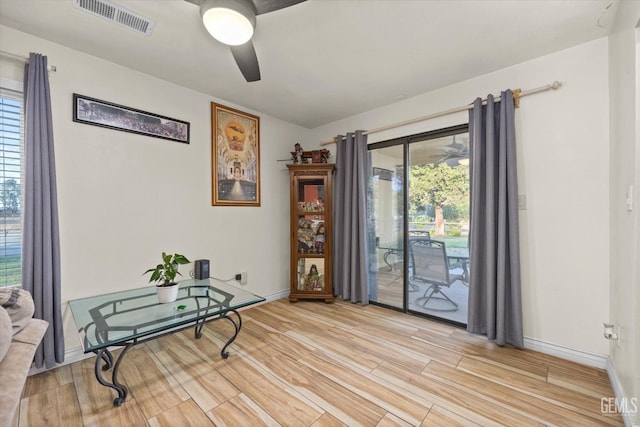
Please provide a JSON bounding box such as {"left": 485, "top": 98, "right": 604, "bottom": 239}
{"left": 523, "top": 336, "right": 608, "bottom": 369}
{"left": 606, "top": 356, "right": 638, "bottom": 427}
{"left": 28, "top": 345, "right": 92, "bottom": 376}
{"left": 265, "top": 289, "right": 289, "bottom": 302}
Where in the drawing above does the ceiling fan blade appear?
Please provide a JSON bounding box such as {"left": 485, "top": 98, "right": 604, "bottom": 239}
{"left": 230, "top": 41, "right": 261, "bottom": 82}
{"left": 444, "top": 157, "right": 463, "bottom": 167}
{"left": 253, "top": 0, "right": 306, "bottom": 15}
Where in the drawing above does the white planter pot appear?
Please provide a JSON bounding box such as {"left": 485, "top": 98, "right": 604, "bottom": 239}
{"left": 156, "top": 283, "right": 179, "bottom": 303}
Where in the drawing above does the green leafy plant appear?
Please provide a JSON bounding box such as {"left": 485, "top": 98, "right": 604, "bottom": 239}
{"left": 446, "top": 224, "right": 462, "bottom": 237}
{"left": 144, "top": 252, "right": 191, "bottom": 287}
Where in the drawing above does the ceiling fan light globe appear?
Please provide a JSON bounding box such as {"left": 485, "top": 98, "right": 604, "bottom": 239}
{"left": 202, "top": 7, "right": 254, "bottom": 45}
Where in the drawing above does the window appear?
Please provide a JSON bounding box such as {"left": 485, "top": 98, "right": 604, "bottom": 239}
{"left": 0, "top": 88, "right": 23, "bottom": 287}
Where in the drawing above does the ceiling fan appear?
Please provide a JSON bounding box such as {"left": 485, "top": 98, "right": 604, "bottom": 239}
{"left": 436, "top": 135, "right": 469, "bottom": 167}
{"left": 185, "top": 0, "right": 307, "bottom": 82}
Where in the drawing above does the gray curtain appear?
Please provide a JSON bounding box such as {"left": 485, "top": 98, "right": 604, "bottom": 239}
{"left": 333, "top": 131, "right": 370, "bottom": 303}
{"left": 22, "top": 53, "right": 64, "bottom": 368}
{"left": 467, "top": 90, "right": 523, "bottom": 348}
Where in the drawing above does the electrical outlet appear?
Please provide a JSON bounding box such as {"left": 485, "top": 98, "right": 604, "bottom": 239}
{"left": 240, "top": 271, "right": 247, "bottom": 285}
{"left": 616, "top": 326, "right": 622, "bottom": 348}
{"left": 518, "top": 194, "right": 527, "bottom": 210}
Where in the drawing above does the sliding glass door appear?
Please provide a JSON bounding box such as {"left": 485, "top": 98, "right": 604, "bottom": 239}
{"left": 407, "top": 131, "right": 470, "bottom": 324}
{"left": 368, "top": 125, "right": 470, "bottom": 325}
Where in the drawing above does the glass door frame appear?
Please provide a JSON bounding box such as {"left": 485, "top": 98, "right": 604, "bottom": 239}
{"left": 368, "top": 123, "right": 469, "bottom": 325}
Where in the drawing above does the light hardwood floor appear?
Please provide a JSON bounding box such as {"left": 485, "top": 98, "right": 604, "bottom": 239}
{"left": 18, "top": 299, "right": 622, "bottom": 426}
{"left": 373, "top": 265, "right": 468, "bottom": 324}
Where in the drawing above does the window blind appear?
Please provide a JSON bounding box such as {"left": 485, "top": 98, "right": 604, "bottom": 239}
{"left": 0, "top": 87, "right": 24, "bottom": 287}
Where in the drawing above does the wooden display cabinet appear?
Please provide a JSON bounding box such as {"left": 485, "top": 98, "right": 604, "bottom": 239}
{"left": 286, "top": 164, "right": 335, "bottom": 303}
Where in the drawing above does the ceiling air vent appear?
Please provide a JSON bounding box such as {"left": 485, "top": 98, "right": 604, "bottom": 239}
{"left": 72, "top": 0, "right": 155, "bottom": 36}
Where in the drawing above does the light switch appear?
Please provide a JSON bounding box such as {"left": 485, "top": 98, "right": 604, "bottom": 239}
{"left": 518, "top": 194, "right": 527, "bottom": 210}
{"left": 626, "top": 185, "right": 633, "bottom": 211}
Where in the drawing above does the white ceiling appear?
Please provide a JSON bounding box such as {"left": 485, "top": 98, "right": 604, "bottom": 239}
{"left": 0, "top": 0, "right": 620, "bottom": 128}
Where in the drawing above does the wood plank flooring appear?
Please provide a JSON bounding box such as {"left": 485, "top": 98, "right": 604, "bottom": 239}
{"left": 17, "top": 299, "right": 623, "bottom": 426}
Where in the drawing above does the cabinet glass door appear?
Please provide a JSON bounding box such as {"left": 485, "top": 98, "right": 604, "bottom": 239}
{"left": 295, "top": 178, "right": 325, "bottom": 256}
{"left": 297, "top": 258, "right": 326, "bottom": 291}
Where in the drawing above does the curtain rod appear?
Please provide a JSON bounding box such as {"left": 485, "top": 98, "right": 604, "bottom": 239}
{"left": 320, "top": 81, "right": 561, "bottom": 146}
{"left": 0, "top": 50, "right": 57, "bottom": 72}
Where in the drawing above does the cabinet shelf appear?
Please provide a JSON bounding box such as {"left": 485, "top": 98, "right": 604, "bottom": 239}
{"left": 296, "top": 210, "right": 325, "bottom": 215}
{"left": 287, "top": 164, "right": 335, "bottom": 304}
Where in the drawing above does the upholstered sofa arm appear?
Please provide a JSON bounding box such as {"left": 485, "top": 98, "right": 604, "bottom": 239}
{"left": 0, "top": 288, "right": 49, "bottom": 427}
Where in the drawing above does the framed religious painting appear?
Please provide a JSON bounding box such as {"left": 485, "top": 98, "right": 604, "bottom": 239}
{"left": 211, "top": 102, "right": 260, "bottom": 206}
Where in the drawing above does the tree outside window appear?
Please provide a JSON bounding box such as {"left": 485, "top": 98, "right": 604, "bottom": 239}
{"left": 0, "top": 178, "right": 21, "bottom": 215}
{"left": 409, "top": 162, "right": 469, "bottom": 237}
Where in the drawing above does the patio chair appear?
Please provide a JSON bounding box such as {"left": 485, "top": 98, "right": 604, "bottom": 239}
{"left": 407, "top": 230, "right": 430, "bottom": 291}
{"left": 408, "top": 229, "right": 431, "bottom": 239}
{"left": 409, "top": 239, "right": 467, "bottom": 311}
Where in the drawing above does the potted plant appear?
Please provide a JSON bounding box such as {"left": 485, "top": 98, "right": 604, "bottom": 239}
{"left": 144, "top": 252, "right": 190, "bottom": 303}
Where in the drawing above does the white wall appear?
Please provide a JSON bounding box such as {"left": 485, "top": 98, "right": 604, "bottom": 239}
{"left": 608, "top": 1, "right": 640, "bottom": 423}
{"left": 0, "top": 25, "right": 310, "bottom": 352}
{"left": 310, "top": 38, "right": 612, "bottom": 357}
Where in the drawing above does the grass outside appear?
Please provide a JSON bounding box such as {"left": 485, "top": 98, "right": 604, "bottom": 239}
{"left": 378, "top": 235, "right": 469, "bottom": 249}
{"left": 409, "top": 222, "right": 469, "bottom": 249}
{"left": 435, "top": 235, "right": 468, "bottom": 248}
{"left": 1, "top": 214, "right": 22, "bottom": 287}
{"left": 0, "top": 255, "right": 21, "bottom": 287}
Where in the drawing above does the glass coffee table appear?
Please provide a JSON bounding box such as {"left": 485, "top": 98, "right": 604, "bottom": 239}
{"left": 69, "top": 278, "right": 264, "bottom": 406}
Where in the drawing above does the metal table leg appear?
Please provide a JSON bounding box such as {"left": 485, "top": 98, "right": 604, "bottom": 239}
{"left": 383, "top": 249, "right": 395, "bottom": 271}
{"left": 219, "top": 309, "right": 241, "bottom": 359}
{"left": 94, "top": 344, "right": 133, "bottom": 406}
{"left": 91, "top": 309, "right": 243, "bottom": 406}
{"left": 193, "top": 309, "right": 242, "bottom": 358}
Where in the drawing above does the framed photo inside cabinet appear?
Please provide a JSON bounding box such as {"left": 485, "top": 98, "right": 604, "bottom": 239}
{"left": 211, "top": 102, "right": 260, "bottom": 206}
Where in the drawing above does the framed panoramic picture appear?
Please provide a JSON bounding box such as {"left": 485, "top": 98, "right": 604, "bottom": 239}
{"left": 211, "top": 102, "right": 260, "bottom": 206}
{"left": 72, "top": 94, "right": 190, "bottom": 144}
